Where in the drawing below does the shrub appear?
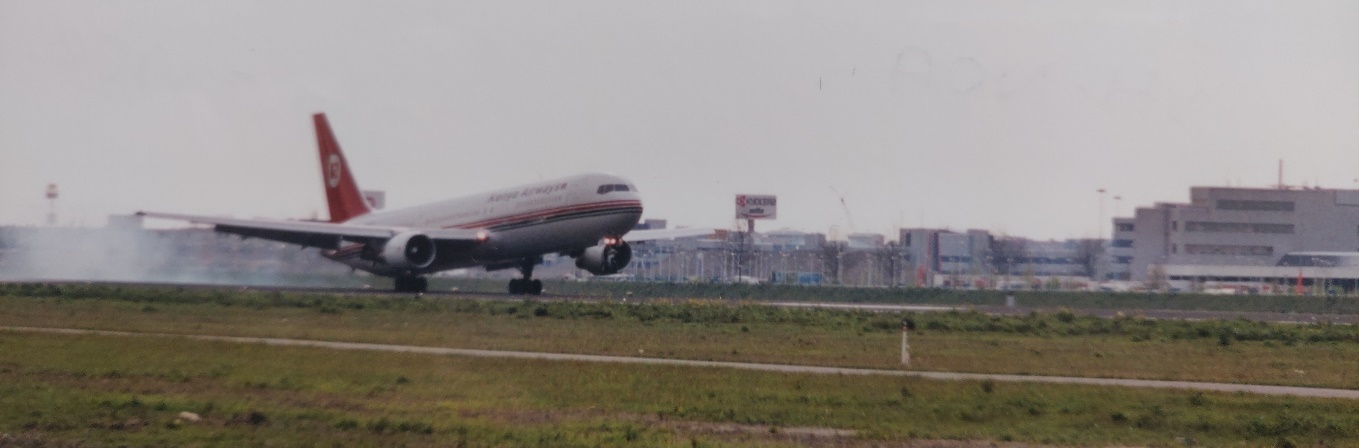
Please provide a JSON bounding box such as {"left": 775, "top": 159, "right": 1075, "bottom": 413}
{"left": 246, "top": 411, "right": 267, "bottom": 426}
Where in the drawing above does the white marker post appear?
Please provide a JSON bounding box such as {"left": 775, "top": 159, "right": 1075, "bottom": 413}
{"left": 901, "top": 321, "right": 911, "bottom": 368}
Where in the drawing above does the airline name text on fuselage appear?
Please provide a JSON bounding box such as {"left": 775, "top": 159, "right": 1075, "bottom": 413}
{"left": 486, "top": 182, "right": 570, "bottom": 203}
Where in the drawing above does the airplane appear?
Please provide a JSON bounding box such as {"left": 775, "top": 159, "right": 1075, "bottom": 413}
{"left": 139, "top": 113, "right": 711, "bottom": 294}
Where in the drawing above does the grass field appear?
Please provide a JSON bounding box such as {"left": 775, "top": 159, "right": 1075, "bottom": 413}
{"left": 7, "top": 331, "right": 1359, "bottom": 447}
{"left": 4, "top": 284, "right": 1359, "bottom": 389}
{"left": 6, "top": 284, "right": 1359, "bottom": 446}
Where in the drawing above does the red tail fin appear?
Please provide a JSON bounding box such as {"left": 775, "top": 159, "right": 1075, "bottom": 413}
{"left": 313, "top": 113, "right": 372, "bottom": 223}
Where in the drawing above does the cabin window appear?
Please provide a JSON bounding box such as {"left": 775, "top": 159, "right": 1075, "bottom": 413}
{"left": 596, "top": 184, "right": 632, "bottom": 194}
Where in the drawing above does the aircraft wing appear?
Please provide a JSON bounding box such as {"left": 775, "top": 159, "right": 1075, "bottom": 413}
{"left": 136, "top": 211, "right": 484, "bottom": 250}
{"left": 625, "top": 227, "right": 715, "bottom": 242}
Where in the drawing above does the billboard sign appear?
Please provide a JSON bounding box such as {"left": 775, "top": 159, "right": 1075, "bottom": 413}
{"left": 735, "top": 194, "right": 777, "bottom": 220}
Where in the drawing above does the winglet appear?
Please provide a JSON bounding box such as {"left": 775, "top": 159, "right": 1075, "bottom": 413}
{"left": 314, "top": 113, "right": 372, "bottom": 223}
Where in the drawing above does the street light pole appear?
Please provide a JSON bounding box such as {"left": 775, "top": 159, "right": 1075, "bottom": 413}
{"left": 1097, "top": 188, "right": 1107, "bottom": 239}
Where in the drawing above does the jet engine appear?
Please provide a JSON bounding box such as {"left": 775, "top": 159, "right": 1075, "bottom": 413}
{"left": 380, "top": 232, "right": 437, "bottom": 270}
{"left": 575, "top": 239, "right": 632, "bottom": 275}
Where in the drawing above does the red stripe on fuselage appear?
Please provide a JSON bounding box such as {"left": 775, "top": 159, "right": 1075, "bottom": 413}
{"left": 448, "top": 199, "right": 641, "bottom": 230}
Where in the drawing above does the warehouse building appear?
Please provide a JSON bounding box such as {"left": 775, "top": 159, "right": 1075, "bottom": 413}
{"left": 1124, "top": 186, "right": 1359, "bottom": 286}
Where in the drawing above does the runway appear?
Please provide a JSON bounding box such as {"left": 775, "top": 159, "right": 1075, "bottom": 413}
{"left": 779, "top": 301, "right": 1359, "bottom": 325}
{"left": 9, "top": 279, "right": 1359, "bottom": 324}
{"left": 7, "top": 325, "right": 1359, "bottom": 400}
{"left": 0, "top": 279, "right": 589, "bottom": 300}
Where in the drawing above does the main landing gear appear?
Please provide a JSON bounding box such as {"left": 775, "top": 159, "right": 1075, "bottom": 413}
{"left": 508, "top": 278, "right": 542, "bottom": 295}
{"left": 508, "top": 259, "right": 543, "bottom": 295}
{"left": 394, "top": 275, "right": 428, "bottom": 293}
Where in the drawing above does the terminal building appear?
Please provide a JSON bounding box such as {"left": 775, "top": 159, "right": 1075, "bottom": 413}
{"left": 1120, "top": 186, "right": 1359, "bottom": 290}
{"left": 899, "top": 228, "right": 1099, "bottom": 288}
{"left": 1105, "top": 218, "right": 1136, "bottom": 280}
{"left": 899, "top": 228, "right": 990, "bottom": 278}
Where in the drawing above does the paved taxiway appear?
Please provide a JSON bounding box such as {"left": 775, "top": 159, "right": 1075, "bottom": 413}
{"left": 773, "top": 301, "right": 1359, "bottom": 325}
{"left": 10, "top": 280, "right": 1359, "bottom": 325}
{"left": 6, "top": 325, "right": 1359, "bottom": 400}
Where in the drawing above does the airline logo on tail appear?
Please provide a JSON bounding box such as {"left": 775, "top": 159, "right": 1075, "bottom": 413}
{"left": 313, "top": 113, "right": 372, "bottom": 223}
{"left": 326, "top": 154, "right": 342, "bottom": 188}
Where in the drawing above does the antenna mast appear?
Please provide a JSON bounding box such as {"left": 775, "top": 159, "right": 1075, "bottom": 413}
{"left": 45, "top": 183, "right": 58, "bottom": 226}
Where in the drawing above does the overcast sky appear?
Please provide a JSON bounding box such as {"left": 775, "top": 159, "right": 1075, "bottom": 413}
{"left": 3, "top": 1, "right": 1357, "bottom": 240}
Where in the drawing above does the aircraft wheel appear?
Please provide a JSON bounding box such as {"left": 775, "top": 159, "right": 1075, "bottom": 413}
{"left": 395, "top": 276, "right": 426, "bottom": 293}
{"left": 529, "top": 280, "right": 543, "bottom": 295}
{"left": 508, "top": 279, "right": 522, "bottom": 295}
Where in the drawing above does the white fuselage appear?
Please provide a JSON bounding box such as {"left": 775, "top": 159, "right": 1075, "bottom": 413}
{"left": 327, "top": 173, "right": 643, "bottom": 276}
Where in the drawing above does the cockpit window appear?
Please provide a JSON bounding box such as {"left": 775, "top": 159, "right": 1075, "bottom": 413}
{"left": 596, "top": 184, "right": 632, "bottom": 194}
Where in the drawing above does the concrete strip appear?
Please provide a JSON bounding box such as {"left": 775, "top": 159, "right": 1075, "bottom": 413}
{"left": 765, "top": 302, "right": 960, "bottom": 312}
{"left": 5, "top": 325, "right": 1359, "bottom": 399}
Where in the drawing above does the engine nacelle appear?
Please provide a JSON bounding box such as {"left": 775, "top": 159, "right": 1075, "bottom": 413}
{"left": 380, "top": 232, "right": 436, "bottom": 270}
{"left": 575, "top": 240, "right": 632, "bottom": 275}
